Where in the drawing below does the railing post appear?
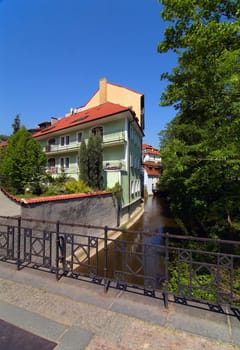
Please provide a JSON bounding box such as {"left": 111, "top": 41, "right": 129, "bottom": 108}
{"left": 163, "top": 232, "right": 169, "bottom": 308}
{"left": 17, "top": 216, "right": 21, "bottom": 270}
{"left": 104, "top": 226, "right": 109, "bottom": 293}
{"left": 55, "top": 221, "right": 60, "bottom": 280}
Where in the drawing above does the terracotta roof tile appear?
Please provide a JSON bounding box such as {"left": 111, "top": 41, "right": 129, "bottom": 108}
{"left": 0, "top": 140, "right": 8, "bottom": 147}
{"left": 144, "top": 165, "right": 161, "bottom": 177}
{"left": 1, "top": 187, "right": 109, "bottom": 205}
{"left": 33, "top": 102, "right": 129, "bottom": 137}
{"left": 24, "top": 191, "right": 109, "bottom": 203}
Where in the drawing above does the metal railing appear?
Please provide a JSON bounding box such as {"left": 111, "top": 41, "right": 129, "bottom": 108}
{"left": 0, "top": 215, "right": 239, "bottom": 317}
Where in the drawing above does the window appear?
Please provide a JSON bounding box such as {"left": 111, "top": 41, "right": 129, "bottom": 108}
{"left": 48, "top": 138, "right": 56, "bottom": 145}
{"left": 60, "top": 157, "right": 69, "bottom": 169}
{"left": 47, "top": 158, "right": 56, "bottom": 174}
{"left": 131, "top": 180, "right": 134, "bottom": 195}
{"left": 65, "top": 157, "right": 69, "bottom": 168}
{"left": 60, "top": 136, "right": 70, "bottom": 146}
{"left": 92, "top": 126, "right": 103, "bottom": 140}
{"left": 77, "top": 132, "right": 82, "bottom": 143}
{"left": 130, "top": 152, "right": 133, "bottom": 167}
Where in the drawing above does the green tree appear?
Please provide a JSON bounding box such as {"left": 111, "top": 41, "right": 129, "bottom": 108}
{"left": 87, "top": 131, "right": 103, "bottom": 190}
{"left": 0, "top": 127, "right": 47, "bottom": 194}
{"left": 12, "top": 114, "right": 21, "bottom": 134}
{"left": 93, "top": 131, "right": 103, "bottom": 190}
{"left": 79, "top": 138, "right": 89, "bottom": 184}
{"left": 158, "top": 0, "right": 240, "bottom": 236}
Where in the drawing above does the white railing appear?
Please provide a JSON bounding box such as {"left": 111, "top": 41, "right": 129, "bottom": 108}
{"left": 44, "top": 132, "right": 126, "bottom": 154}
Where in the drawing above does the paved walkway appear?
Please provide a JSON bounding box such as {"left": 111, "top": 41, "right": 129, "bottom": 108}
{"left": 0, "top": 262, "right": 239, "bottom": 350}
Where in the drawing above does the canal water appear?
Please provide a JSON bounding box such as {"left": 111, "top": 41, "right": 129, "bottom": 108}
{"left": 77, "top": 195, "right": 179, "bottom": 286}
{"left": 113, "top": 195, "right": 179, "bottom": 286}
{"left": 130, "top": 195, "right": 178, "bottom": 234}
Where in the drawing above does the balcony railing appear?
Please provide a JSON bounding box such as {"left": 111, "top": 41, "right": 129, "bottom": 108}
{"left": 102, "top": 132, "right": 126, "bottom": 146}
{"left": 103, "top": 160, "right": 126, "bottom": 171}
{"left": 45, "top": 144, "right": 78, "bottom": 154}
{"left": 46, "top": 161, "right": 126, "bottom": 175}
{"left": 44, "top": 132, "right": 126, "bottom": 154}
{"left": 46, "top": 166, "right": 79, "bottom": 176}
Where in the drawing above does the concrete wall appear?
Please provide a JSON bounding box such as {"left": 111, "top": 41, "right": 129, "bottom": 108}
{"left": 0, "top": 189, "right": 143, "bottom": 235}
{"left": 120, "top": 198, "right": 142, "bottom": 227}
{"left": 0, "top": 190, "right": 21, "bottom": 217}
{"left": 21, "top": 193, "right": 118, "bottom": 228}
{"left": 0, "top": 190, "right": 143, "bottom": 267}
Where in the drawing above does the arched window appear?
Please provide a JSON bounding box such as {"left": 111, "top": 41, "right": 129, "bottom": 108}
{"left": 48, "top": 158, "right": 55, "bottom": 167}
{"left": 48, "top": 138, "right": 56, "bottom": 145}
{"left": 92, "top": 126, "right": 103, "bottom": 140}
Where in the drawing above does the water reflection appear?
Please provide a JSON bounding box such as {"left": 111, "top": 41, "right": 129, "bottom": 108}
{"left": 114, "top": 195, "right": 179, "bottom": 287}
{"left": 76, "top": 195, "right": 179, "bottom": 287}
{"left": 130, "top": 195, "right": 178, "bottom": 234}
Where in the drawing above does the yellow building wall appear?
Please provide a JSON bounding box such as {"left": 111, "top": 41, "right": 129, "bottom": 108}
{"left": 84, "top": 78, "right": 144, "bottom": 129}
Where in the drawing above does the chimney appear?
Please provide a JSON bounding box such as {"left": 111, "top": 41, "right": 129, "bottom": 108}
{"left": 99, "top": 77, "right": 107, "bottom": 104}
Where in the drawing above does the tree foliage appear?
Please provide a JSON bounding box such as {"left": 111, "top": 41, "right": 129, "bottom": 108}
{"left": 158, "top": 0, "right": 240, "bottom": 237}
{"left": 79, "top": 132, "right": 103, "bottom": 190}
{"left": 12, "top": 114, "right": 21, "bottom": 134}
{"left": 0, "top": 127, "right": 47, "bottom": 194}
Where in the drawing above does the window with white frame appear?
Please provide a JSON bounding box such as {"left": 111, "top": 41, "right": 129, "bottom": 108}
{"left": 60, "top": 135, "right": 70, "bottom": 146}
{"left": 60, "top": 157, "right": 69, "bottom": 169}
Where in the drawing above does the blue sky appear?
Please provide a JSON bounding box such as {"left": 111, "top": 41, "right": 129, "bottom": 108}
{"left": 0, "top": 0, "right": 177, "bottom": 148}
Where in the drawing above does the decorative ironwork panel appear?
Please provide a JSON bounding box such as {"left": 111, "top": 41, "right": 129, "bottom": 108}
{"left": 114, "top": 240, "right": 163, "bottom": 290}
{"left": 23, "top": 228, "right": 53, "bottom": 269}
{"left": 175, "top": 248, "right": 235, "bottom": 305}
{"left": 0, "top": 215, "right": 239, "bottom": 314}
{"left": 0, "top": 226, "right": 16, "bottom": 260}
{"left": 63, "top": 232, "right": 99, "bottom": 280}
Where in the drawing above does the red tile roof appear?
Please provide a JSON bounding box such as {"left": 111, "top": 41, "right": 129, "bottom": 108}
{"left": 143, "top": 165, "right": 161, "bottom": 177}
{"left": 1, "top": 187, "right": 110, "bottom": 204}
{"left": 142, "top": 144, "right": 160, "bottom": 156}
{"left": 0, "top": 140, "right": 8, "bottom": 147}
{"left": 33, "top": 102, "right": 129, "bottom": 137}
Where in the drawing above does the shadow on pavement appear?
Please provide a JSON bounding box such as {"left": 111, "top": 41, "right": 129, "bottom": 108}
{"left": 0, "top": 319, "right": 57, "bottom": 350}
